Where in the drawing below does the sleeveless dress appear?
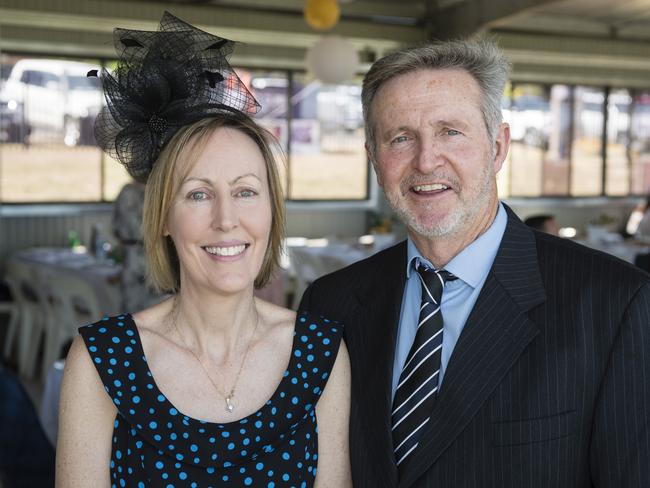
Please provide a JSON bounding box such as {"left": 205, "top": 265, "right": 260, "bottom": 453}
{"left": 78, "top": 311, "right": 343, "bottom": 488}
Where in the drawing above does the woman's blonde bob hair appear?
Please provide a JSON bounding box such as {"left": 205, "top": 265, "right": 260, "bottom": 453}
{"left": 142, "top": 113, "right": 286, "bottom": 293}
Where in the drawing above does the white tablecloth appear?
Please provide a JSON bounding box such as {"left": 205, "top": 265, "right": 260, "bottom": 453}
{"left": 10, "top": 247, "right": 122, "bottom": 316}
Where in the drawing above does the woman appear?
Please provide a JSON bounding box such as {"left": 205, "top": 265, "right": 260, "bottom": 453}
{"left": 56, "top": 12, "right": 351, "bottom": 487}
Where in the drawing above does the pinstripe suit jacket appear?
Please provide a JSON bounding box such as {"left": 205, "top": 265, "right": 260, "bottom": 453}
{"left": 299, "top": 206, "right": 650, "bottom": 488}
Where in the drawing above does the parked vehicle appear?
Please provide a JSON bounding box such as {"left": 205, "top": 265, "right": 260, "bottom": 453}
{"left": 0, "top": 59, "right": 102, "bottom": 145}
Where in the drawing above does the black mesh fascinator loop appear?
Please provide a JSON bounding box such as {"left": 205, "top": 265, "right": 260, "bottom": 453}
{"left": 91, "top": 11, "right": 260, "bottom": 182}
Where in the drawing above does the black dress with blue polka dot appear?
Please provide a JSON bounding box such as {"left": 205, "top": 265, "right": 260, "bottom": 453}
{"left": 78, "top": 311, "right": 343, "bottom": 488}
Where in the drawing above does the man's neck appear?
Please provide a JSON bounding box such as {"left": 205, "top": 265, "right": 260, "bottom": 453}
{"left": 410, "top": 202, "right": 500, "bottom": 269}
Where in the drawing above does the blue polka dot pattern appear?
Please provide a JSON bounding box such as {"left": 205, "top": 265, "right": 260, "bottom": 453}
{"left": 78, "top": 312, "right": 342, "bottom": 487}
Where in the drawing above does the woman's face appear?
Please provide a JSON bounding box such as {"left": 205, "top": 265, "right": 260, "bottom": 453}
{"left": 165, "top": 127, "right": 272, "bottom": 296}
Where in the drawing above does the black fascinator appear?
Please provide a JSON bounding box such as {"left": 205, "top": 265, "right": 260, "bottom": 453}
{"left": 91, "top": 11, "right": 260, "bottom": 182}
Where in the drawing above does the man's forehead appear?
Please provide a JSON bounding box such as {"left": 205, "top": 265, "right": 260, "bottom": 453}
{"left": 378, "top": 68, "right": 479, "bottom": 93}
{"left": 373, "top": 70, "right": 482, "bottom": 117}
{"left": 371, "top": 69, "right": 482, "bottom": 115}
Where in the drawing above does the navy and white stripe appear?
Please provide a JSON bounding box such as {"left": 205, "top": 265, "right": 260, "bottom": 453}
{"left": 391, "top": 265, "right": 456, "bottom": 471}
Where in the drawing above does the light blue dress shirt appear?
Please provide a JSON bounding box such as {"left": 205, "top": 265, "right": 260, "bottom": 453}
{"left": 391, "top": 203, "right": 508, "bottom": 399}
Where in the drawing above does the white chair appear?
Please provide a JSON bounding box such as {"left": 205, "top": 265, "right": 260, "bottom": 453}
{"left": 41, "top": 272, "right": 103, "bottom": 379}
{"left": 3, "top": 259, "right": 50, "bottom": 378}
{"left": 289, "top": 248, "right": 328, "bottom": 310}
{"left": 0, "top": 277, "right": 20, "bottom": 362}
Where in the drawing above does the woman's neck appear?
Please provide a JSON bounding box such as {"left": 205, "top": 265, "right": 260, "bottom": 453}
{"left": 169, "top": 286, "right": 260, "bottom": 358}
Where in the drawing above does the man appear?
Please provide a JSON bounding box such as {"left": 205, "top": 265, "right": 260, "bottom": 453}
{"left": 524, "top": 214, "right": 560, "bottom": 235}
{"left": 299, "top": 39, "right": 650, "bottom": 487}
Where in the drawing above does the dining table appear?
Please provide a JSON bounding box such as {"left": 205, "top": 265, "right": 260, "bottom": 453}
{"left": 9, "top": 246, "right": 123, "bottom": 316}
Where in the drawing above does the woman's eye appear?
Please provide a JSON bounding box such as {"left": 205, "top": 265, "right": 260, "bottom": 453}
{"left": 188, "top": 191, "right": 208, "bottom": 201}
{"left": 237, "top": 189, "right": 257, "bottom": 198}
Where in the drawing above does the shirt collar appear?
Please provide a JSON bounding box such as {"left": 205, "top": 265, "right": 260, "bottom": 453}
{"left": 405, "top": 202, "right": 507, "bottom": 288}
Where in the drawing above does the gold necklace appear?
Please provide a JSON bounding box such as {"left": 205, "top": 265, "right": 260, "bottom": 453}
{"left": 170, "top": 302, "right": 259, "bottom": 413}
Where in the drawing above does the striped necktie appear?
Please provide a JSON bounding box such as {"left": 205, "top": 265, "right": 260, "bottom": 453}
{"left": 391, "top": 263, "right": 457, "bottom": 471}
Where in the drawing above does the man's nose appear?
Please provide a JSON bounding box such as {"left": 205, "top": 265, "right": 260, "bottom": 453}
{"left": 414, "top": 136, "right": 445, "bottom": 174}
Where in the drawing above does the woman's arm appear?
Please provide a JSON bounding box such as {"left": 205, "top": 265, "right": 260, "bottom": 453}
{"left": 314, "top": 340, "right": 352, "bottom": 488}
{"left": 55, "top": 336, "right": 116, "bottom": 487}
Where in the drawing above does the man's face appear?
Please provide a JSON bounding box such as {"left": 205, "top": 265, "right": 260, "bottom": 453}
{"left": 370, "top": 68, "right": 509, "bottom": 240}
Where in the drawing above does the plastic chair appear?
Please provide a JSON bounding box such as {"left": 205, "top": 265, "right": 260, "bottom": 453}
{"left": 0, "top": 278, "right": 20, "bottom": 363}
{"left": 41, "top": 272, "right": 103, "bottom": 379}
{"left": 289, "top": 248, "right": 328, "bottom": 310}
{"left": 4, "top": 260, "right": 50, "bottom": 379}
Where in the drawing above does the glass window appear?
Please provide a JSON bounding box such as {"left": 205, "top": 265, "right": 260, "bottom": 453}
{"left": 288, "top": 75, "right": 367, "bottom": 200}
{"left": 238, "top": 69, "right": 290, "bottom": 196}
{"left": 0, "top": 54, "right": 104, "bottom": 202}
{"left": 630, "top": 91, "right": 650, "bottom": 196}
{"left": 571, "top": 86, "right": 604, "bottom": 196}
{"left": 539, "top": 84, "right": 573, "bottom": 196}
{"left": 605, "top": 89, "right": 631, "bottom": 195}
{"left": 505, "top": 83, "right": 549, "bottom": 196}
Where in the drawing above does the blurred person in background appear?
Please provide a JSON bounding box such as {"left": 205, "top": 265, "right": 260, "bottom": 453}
{"left": 0, "top": 362, "right": 55, "bottom": 487}
{"left": 524, "top": 214, "right": 560, "bottom": 235}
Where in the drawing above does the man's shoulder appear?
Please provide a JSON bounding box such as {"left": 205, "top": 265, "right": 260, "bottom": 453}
{"left": 533, "top": 230, "right": 650, "bottom": 288}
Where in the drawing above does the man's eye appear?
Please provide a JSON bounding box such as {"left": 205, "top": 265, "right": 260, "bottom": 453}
{"left": 392, "top": 135, "right": 409, "bottom": 144}
{"left": 447, "top": 129, "right": 461, "bottom": 136}
{"left": 188, "top": 191, "right": 208, "bottom": 201}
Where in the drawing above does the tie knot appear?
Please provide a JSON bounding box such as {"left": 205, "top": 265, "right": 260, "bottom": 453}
{"left": 416, "top": 263, "right": 457, "bottom": 283}
{"left": 416, "top": 264, "right": 457, "bottom": 303}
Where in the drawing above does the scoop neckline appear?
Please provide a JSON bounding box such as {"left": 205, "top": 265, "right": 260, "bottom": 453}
{"left": 124, "top": 311, "right": 304, "bottom": 428}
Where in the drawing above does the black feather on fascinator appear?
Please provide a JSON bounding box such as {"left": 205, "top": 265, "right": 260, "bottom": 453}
{"left": 90, "top": 11, "right": 260, "bottom": 183}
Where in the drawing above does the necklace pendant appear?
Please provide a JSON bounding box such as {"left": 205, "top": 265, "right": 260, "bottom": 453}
{"left": 225, "top": 396, "right": 235, "bottom": 413}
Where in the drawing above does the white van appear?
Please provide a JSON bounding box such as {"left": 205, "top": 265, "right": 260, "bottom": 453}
{"left": 0, "top": 58, "right": 102, "bottom": 145}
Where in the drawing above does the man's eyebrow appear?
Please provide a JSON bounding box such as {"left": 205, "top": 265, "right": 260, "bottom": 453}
{"left": 380, "top": 126, "right": 411, "bottom": 139}
{"left": 436, "top": 118, "right": 470, "bottom": 129}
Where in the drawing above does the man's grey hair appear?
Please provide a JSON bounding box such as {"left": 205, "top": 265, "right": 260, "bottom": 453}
{"left": 362, "top": 38, "right": 510, "bottom": 158}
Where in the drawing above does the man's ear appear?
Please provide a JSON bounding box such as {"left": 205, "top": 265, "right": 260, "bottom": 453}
{"left": 493, "top": 122, "right": 510, "bottom": 174}
{"left": 366, "top": 141, "right": 383, "bottom": 187}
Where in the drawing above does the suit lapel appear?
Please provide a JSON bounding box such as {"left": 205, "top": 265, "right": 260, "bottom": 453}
{"left": 353, "top": 241, "right": 407, "bottom": 487}
{"left": 398, "top": 207, "right": 546, "bottom": 488}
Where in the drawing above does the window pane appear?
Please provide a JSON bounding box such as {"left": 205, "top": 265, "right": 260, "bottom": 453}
{"left": 239, "top": 69, "right": 289, "bottom": 196}
{"left": 103, "top": 155, "right": 132, "bottom": 201}
{"left": 630, "top": 91, "right": 650, "bottom": 195}
{"left": 505, "top": 84, "right": 549, "bottom": 196}
{"left": 0, "top": 54, "right": 103, "bottom": 202}
{"left": 543, "top": 85, "right": 572, "bottom": 195}
{"left": 288, "top": 75, "right": 367, "bottom": 200}
{"left": 571, "top": 87, "right": 604, "bottom": 196}
{"left": 605, "top": 89, "right": 631, "bottom": 196}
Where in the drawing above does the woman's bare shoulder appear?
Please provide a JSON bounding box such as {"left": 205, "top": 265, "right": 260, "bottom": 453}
{"left": 256, "top": 298, "right": 296, "bottom": 328}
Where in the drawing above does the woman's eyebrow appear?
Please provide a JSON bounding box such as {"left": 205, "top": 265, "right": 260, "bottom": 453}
{"left": 229, "top": 173, "right": 262, "bottom": 185}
